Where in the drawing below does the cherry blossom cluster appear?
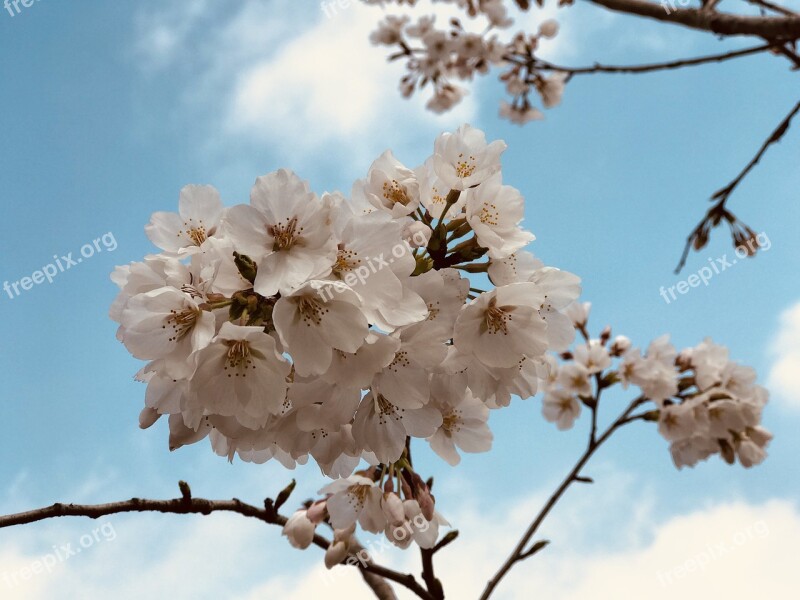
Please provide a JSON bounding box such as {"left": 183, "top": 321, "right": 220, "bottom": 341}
{"left": 542, "top": 303, "right": 773, "bottom": 469}
{"left": 366, "top": 0, "right": 568, "bottom": 123}
{"left": 111, "top": 123, "right": 579, "bottom": 482}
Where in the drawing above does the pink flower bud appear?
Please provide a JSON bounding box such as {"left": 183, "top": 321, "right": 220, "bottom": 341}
{"left": 306, "top": 500, "right": 327, "bottom": 524}
{"left": 382, "top": 492, "right": 406, "bottom": 527}
{"left": 282, "top": 510, "right": 316, "bottom": 550}
{"left": 539, "top": 20, "right": 559, "bottom": 39}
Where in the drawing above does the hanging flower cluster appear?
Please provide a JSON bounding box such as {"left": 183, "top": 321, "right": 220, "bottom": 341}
{"left": 542, "top": 303, "right": 772, "bottom": 469}
{"left": 110, "top": 124, "right": 771, "bottom": 557}
{"left": 365, "top": 0, "right": 569, "bottom": 123}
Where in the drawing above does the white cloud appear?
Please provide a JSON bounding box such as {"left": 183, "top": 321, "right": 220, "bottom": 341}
{"left": 223, "top": 3, "right": 477, "bottom": 164}
{"left": 131, "top": 0, "right": 477, "bottom": 174}
{"left": 768, "top": 300, "right": 800, "bottom": 409}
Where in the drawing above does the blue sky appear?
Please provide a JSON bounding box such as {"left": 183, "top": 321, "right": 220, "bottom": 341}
{"left": 1, "top": 1, "right": 799, "bottom": 598}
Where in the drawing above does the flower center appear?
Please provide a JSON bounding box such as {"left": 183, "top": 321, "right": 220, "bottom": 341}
{"left": 484, "top": 298, "right": 512, "bottom": 335}
{"left": 188, "top": 227, "right": 206, "bottom": 246}
{"left": 165, "top": 307, "right": 200, "bottom": 343}
{"left": 382, "top": 179, "right": 411, "bottom": 206}
{"left": 455, "top": 153, "right": 476, "bottom": 179}
{"left": 557, "top": 397, "right": 574, "bottom": 414}
{"left": 346, "top": 483, "right": 372, "bottom": 509}
{"left": 375, "top": 394, "right": 402, "bottom": 426}
{"left": 426, "top": 301, "right": 440, "bottom": 321}
{"left": 388, "top": 350, "right": 410, "bottom": 372}
{"left": 430, "top": 186, "right": 446, "bottom": 205}
{"left": 442, "top": 410, "right": 462, "bottom": 434}
{"left": 297, "top": 297, "right": 327, "bottom": 326}
{"left": 269, "top": 217, "right": 301, "bottom": 252}
{"left": 479, "top": 202, "right": 499, "bottom": 226}
{"left": 334, "top": 246, "right": 360, "bottom": 274}
{"left": 224, "top": 340, "right": 254, "bottom": 377}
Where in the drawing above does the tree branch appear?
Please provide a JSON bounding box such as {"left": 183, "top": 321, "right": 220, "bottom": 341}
{"left": 535, "top": 43, "right": 774, "bottom": 75}
{"left": 0, "top": 483, "right": 434, "bottom": 600}
{"left": 420, "top": 547, "right": 445, "bottom": 600}
{"left": 478, "top": 396, "right": 647, "bottom": 600}
{"left": 583, "top": 0, "right": 800, "bottom": 39}
{"left": 675, "top": 98, "right": 800, "bottom": 272}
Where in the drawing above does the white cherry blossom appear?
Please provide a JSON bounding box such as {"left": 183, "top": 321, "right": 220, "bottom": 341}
{"left": 223, "top": 169, "right": 336, "bottom": 297}
{"left": 464, "top": 173, "right": 535, "bottom": 259}
{"left": 185, "top": 322, "right": 291, "bottom": 429}
{"left": 432, "top": 124, "right": 507, "bottom": 190}
{"left": 454, "top": 283, "right": 549, "bottom": 369}
{"left": 273, "top": 281, "right": 369, "bottom": 377}
{"left": 146, "top": 184, "right": 224, "bottom": 254}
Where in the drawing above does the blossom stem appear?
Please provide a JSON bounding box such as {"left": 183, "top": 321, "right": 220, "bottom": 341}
{"left": 479, "top": 395, "right": 647, "bottom": 600}
{"left": 435, "top": 189, "right": 461, "bottom": 232}
{"left": 533, "top": 43, "right": 774, "bottom": 76}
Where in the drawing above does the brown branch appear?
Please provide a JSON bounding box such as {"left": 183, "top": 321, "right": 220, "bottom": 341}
{"left": 744, "top": 0, "right": 799, "bottom": 17}
{"left": 0, "top": 483, "right": 433, "bottom": 600}
{"left": 535, "top": 43, "right": 773, "bottom": 75}
{"left": 676, "top": 98, "right": 800, "bottom": 272}
{"left": 583, "top": 0, "right": 800, "bottom": 39}
{"left": 479, "top": 396, "right": 647, "bottom": 600}
{"left": 420, "top": 547, "right": 445, "bottom": 600}
{"left": 774, "top": 43, "right": 800, "bottom": 67}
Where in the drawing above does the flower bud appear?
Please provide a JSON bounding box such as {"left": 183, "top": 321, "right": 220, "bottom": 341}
{"left": 282, "top": 510, "right": 316, "bottom": 549}
{"left": 610, "top": 335, "right": 631, "bottom": 356}
{"left": 382, "top": 492, "right": 406, "bottom": 527}
{"left": 565, "top": 301, "right": 590, "bottom": 328}
{"left": 306, "top": 500, "right": 327, "bottom": 524}
{"left": 416, "top": 487, "right": 436, "bottom": 521}
{"left": 539, "top": 20, "right": 559, "bottom": 39}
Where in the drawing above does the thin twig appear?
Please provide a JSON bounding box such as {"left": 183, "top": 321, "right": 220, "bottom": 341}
{"left": 675, "top": 98, "right": 800, "bottom": 273}
{"left": 535, "top": 43, "right": 773, "bottom": 76}
{"left": 479, "top": 396, "right": 647, "bottom": 600}
{"left": 743, "top": 0, "right": 799, "bottom": 17}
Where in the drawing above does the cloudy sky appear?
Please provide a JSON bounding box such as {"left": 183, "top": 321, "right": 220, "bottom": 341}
{"left": 1, "top": 1, "right": 798, "bottom": 598}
